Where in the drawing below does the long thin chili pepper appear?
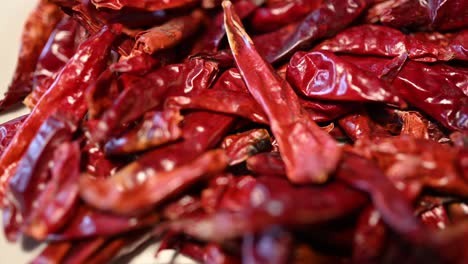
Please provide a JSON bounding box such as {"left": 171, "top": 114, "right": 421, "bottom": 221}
{"left": 223, "top": 1, "right": 341, "bottom": 184}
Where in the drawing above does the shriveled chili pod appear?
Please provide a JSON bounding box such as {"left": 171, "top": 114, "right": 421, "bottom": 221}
{"left": 80, "top": 149, "right": 228, "bottom": 215}
{"left": 135, "top": 10, "right": 204, "bottom": 55}
{"left": 0, "top": 114, "right": 28, "bottom": 156}
{"left": 224, "top": 1, "right": 341, "bottom": 184}
{"left": 104, "top": 109, "right": 183, "bottom": 155}
{"left": 287, "top": 51, "right": 405, "bottom": 107}
{"left": 0, "top": 0, "right": 63, "bottom": 111}
{"left": 221, "top": 128, "right": 271, "bottom": 165}
{"left": 24, "top": 17, "right": 80, "bottom": 109}
{"left": 23, "top": 141, "right": 81, "bottom": 240}
{"left": 91, "top": 0, "right": 200, "bottom": 11}
{"left": 0, "top": 25, "right": 121, "bottom": 203}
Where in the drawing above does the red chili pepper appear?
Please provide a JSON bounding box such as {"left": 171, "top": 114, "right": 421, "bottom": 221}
{"left": 0, "top": 0, "right": 63, "bottom": 111}
{"left": 80, "top": 149, "right": 228, "bottom": 215}
{"left": 287, "top": 51, "right": 405, "bottom": 107}
{"left": 352, "top": 206, "right": 387, "bottom": 263}
{"left": 24, "top": 17, "right": 80, "bottom": 109}
{"left": 0, "top": 115, "right": 28, "bottom": 156}
{"left": 22, "top": 141, "right": 81, "bottom": 240}
{"left": 91, "top": 0, "right": 200, "bottom": 11}
{"left": 0, "top": 25, "right": 120, "bottom": 204}
{"left": 221, "top": 128, "right": 271, "bottom": 165}
{"left": 104, "top": 109, "right": 183, "bottom": 155}
{"left": 135, "top": 10, "right": 204, "bottom": 54}
{"left": 224, "top": 1, "right": 341, "bottom": 184}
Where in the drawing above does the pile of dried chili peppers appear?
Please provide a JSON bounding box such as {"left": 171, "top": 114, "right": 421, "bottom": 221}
{"left": 0, "top": 0, "right": 467, "bottom": 263}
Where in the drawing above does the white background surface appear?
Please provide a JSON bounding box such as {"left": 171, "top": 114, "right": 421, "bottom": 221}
{"left": 0, "top": 2, "right": 196, "bottom": 263}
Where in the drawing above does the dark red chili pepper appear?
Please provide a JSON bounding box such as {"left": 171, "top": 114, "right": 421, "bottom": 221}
{"left": 104, "top": 109, "right": 183, "bottom": 155}
{"left": 162, "top": 194, "right": 203, "bottom": 220}
{"left": 30, "top": 241, "right": 72, "bottom": 264}
{"left": 0, "top": 114, "right": 28, "bottom": 156}
{"left": 80, "top": 149, "right": 228, "bottom": 215}
{"left": 371, "top": 0, "right": 468, "bottom": 31}
{"left": 224, "top": 1, "right": 342, "bottom": 184}
{"left": 246, "top": 152, "right": 286, "bottom": 176}
{"left": 62, "top": 238, "right": 107, "bottom": 264}
{"left": 135, "top": 10, "right": 204, "bottom": 55}
{"left": 341, "top": 55, "right": 468, "bottom": 131}
{"left": 0, "top": 25, "right": 120, "bottom": 204}
{"left": 91, "top": 0, "right": 200, "bottom": 11}
{"left": 352, "top": 206, "right": 387, "bottom": 263}
{"left": 160, "top": 176, "right": 367, "bottom": 242}
{"left": 8, "top": 115, "right": 76, "bottom": 214}
{"left": 338, "top": 111, "right": 391, "bottom": 141}
{"left": 22, "top": 141, "right": 81, "bottom": 240}
{"left": 249, "top": 0, "right": 322, "bottom": 33}
{"left": 192, "top": 0, "right": 257, "bottom": 53}
{"left": 354, "top": 135, "right": 468, "bottom": 199}
{"left": 316, "top": 24, "right": 461, "bottom": 62}
{"left": 255, "top": 0, "right": 368, "bottom": 63}
{"left": 24, "top": 17, "right": 80, "bottom": 109}
{"left": 49, "top": 205, "right": 159, "bottom": 240}
{"left": 287, "top": 51, "right": 405, "bottom": 107}
{"left": 336, "top": 151, "right": 433, "bottom": 248}
{"left": 0, "top": 0, "right": 63, "bottom": 111}
{"left": 165, "top": 89, "right": 270, "bottom": 124}
{"left": 90, "top": 58, "right": 219, "bottom": 142}
{"left": 221, "top": 128, "right": 271, "bottom": 165}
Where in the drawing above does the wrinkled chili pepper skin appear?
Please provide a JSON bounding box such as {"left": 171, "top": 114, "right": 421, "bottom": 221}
{"left": 255, "top": 0, "right": 368, "bottom": 63}
{"left": 287, "top": 51, "right": 404, "bottom": 106}
{"left": 25, "top": 17, "right": 80, "bottom": 108}
{"left": 91, "top": 58, "right": 219, "bottom": 142}
{"left": 8, "top": 115, "right": 75, "bottom": 214}
{"left": 249, "top": 0, "right": 322, "bottom": 33}
{"left": 30, "top": 241, "right": 72, "bottom": 264}
{"left": 246, "top": 152, "right": 286, "bottom": 176}
{"left": 338, "top": 112, "right": 391, "bottom": 141}
{"left": 341, "top": 55, "right": 468, "bottom": 131}
{"left": 91, "top": 0, "right": 200, "bottom": 11}
{"left": 336, "top": 152, "right": 429, "bottom": 244}
{"left": 49, "top": 206, "right": 159, "bottom": 240}
{"left": 221, "top": 128, "right": 272, "bottom": 165}
{"left": 135, "top": 10, "right": 204, "bottom": 54}
{"left": 80, "top": 149, "right": 228, "bottom": 215}
{"left": 161, "top": 176, "right": 367, "bottom": 242}
{"left": 0, "top": 115, "right": 28, "bottom": 156}
{"left": 374, "top": 0, "right": 468, "bottom": 31}
{"left": 224, "top": 1, "right": 342, "bottom": 184}
{"left": 0, "top": 25, "right": 120, "bottom": 205}
{"left": 0, "top": 0, "right": 63, "bottom": 111}
{"left": 192, "top": 0, "right": 257, "bottom": 53}
{"left": 104, "top": 109, "right": 183, "bottom": 155}
{"left": 352, "top": 206, "right": 387, "bottom": 263}
{"left": 316, "top": 24, "right": 460, "bottom": 62}
{"left": 23, "top": 141, "right": 81, "bottom": 240}
{"left": 354, "top": 135, "right": 468, "bottom": 199}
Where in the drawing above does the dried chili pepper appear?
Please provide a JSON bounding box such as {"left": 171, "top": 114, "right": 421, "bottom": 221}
{"left": 91, "top": 0, "right": 200, "bottom": 11}
{"left": 104, "top": 109, "right": 183, "bottom": 155}
{"left": 24, "top": 17, "right": 80, "bottom": 108}
{"left": 135, "top": 10, "right": 204, "bottom": 55}
{"left": 224, "top": 1, "right": 341, "bottom": 184}
{"left": 0, "top": 115, "right": 28, "bottom": 156}
{"left": 0, "top": 0, "right": 63, "bottom": 111}
{"left": 80, "top": 149, "right": 228, "bottom": 215}
{"left": 287, "top": 51, "right": 405, "bottom": 106}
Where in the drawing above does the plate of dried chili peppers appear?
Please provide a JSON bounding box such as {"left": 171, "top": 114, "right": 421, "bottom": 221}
{"left": 0, "top": 0, "right": 467, "bottom": 263}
